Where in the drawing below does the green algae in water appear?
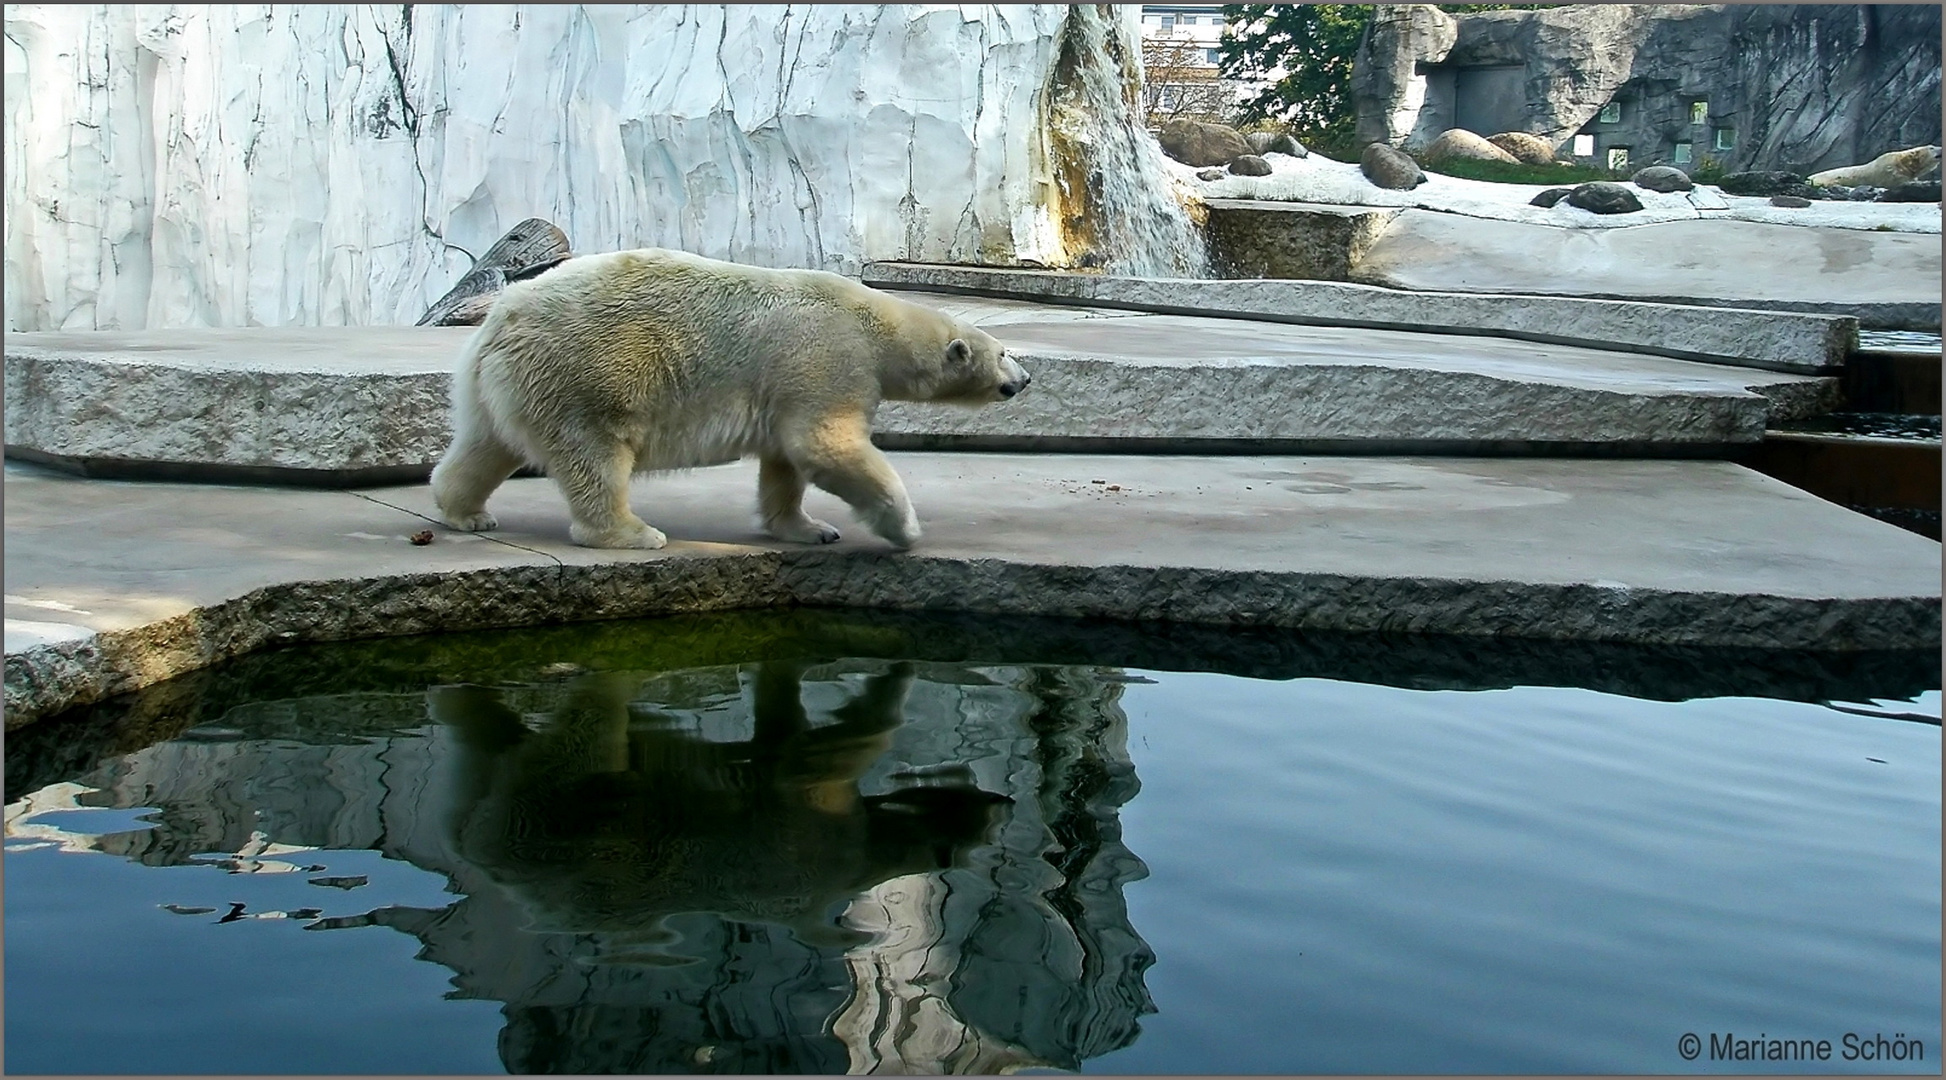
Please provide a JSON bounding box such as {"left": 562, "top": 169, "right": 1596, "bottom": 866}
{"left": 5, "top": 610, "right": 1939, "bottom": 1074}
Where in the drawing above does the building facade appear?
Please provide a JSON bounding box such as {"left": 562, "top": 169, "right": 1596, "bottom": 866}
{"left": 1137, "top": 4, "right": 1263, "bottom": 125}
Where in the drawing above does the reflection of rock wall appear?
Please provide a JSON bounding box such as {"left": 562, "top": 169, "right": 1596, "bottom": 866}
{"left": 1353, "top": 4, "right": 1943, "bottom": 174}
{"left": 3, "top": 4, "right": 1203, "bottom": 332}
{"left": 38, "top": 659, "right": 1154, "bottom": 1074}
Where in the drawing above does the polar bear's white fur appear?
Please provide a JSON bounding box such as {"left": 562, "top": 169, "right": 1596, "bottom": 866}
{"left": 430, "top": 248, "right": 1030, "bottom": 550}
{"left": 1809, "top": 145, "right": 1941, "bottom": 189}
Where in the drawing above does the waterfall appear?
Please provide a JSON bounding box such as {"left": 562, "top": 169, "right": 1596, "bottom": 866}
{"left": 1042, "top": 5, "right": 1211, "bottom": 278}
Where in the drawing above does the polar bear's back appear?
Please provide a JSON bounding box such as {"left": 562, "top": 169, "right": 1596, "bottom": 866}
{"left": 487, "top": 248, "right": 880, "bottom": 391}
{"left": 465, "top": 248, "right": 899, "bottom": 467}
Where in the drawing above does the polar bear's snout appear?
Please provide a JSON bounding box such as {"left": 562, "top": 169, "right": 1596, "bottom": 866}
{"left": 998, "top": 357, "right": 1032, "bottom": 399}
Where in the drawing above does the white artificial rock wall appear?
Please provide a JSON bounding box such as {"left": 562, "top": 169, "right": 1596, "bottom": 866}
{"left": 4, "top": 4, "right": 1204, "bottom": 331}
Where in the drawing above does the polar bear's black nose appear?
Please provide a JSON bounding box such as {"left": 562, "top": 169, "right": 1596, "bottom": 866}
{"left": 999, "top": 371, "right": 1030, "bottom": 398}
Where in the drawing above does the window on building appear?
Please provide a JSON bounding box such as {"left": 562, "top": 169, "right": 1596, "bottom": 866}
{"left": 1673, "top": 141, "right": 1693, "bottom": 164}
{"left": 1206, "top": 47, "right": 1221, "bottom": 65}
{"left": 1160, "top": 14, "right": 1175, "bottom": 31}
{"left": 1689, "top": 100, "right": 1708, "bottom": 125}
{"left": 1572, "top": 134, "right": 1595, "bottom": 157}
{"left": 1599, "top": 101, "right": 1621, "bottom": 124}
{"left": 1714, "top": 127, "right": 1734, "bottom": 150}
{"left": 1607, "top": 147, "right": 1630, "bottom": 171}
{"left": 1180, "top": 14, "right": 1195, "bottom": 24}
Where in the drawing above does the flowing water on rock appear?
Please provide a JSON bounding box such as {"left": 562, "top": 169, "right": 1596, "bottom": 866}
{"left": 1044, "top": 5, "right": 1210, "bottom": 278}
{"left": 5, "top": 610, "right": 1937, "bottom": 1074}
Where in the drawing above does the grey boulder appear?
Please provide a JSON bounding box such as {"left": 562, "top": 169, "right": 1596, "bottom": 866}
{"left": 1361, "top": 143, "right": 1426, "bottom": 190}
{"left": 1630, "top": 165, "right": 1693, "bottom": 193}
{"left": 1880, "top": 180, "right": 1941, "bottom": 203}
{"left": 1566, "top": 182, "right": 1644, "bottom": 214}
{"left": 1529, "top": 187, "right": 1573, "bottom": 207}
{"left": 1228, "top": 154, "right": 1274, "bottom": 176}
{"left": 1488, "top": 131, "right": 1556, "bottom": 164}
{"left": 1158, "top": 117, "right": 1253, "bottom": 167}
{"left": 1246, "top": 131, "right": 1309, "bottom": 158}
{"left": 1423, "top": 128, "right": 1518, "bottom": 165}
{"left": 1718, "top": 171, "right": 1814, "bottom": 198}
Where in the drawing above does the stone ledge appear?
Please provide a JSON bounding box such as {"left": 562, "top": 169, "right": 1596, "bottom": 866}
{"left": 5, "top": 454, "right": 1939, "bottom": 728}
{"left": 4, "top": 320, "right": 1839, "bottom": 483}
{"left": 863, "top": 261, "right": 1857, "bottom": 373}
{"left": 9, "top": 551, "right": 1938, "bottom": 731}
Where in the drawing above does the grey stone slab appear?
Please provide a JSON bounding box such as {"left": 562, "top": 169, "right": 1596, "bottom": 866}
{"left": 4, "top": 453, "right": 1938, "bottom": 725}
{"left": 4, "top": 327, "right": 473, "bottom": 473}
{"left": 882, "top": 297, "right": 1838, "bottom": 451}
{"left": 1203, "top": 200, "right": 1401, "bottom": 282}
{"left": 1354, "top": 210, "right": 1942, "bottom": 331}
{"left": 863, "top": 261, "right": 1857, "bottom": 373}
{"left": 4, "top": 316, "right": 1839, "bottom": 481}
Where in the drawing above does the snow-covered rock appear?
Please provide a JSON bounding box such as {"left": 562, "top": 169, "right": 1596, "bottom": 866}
{"left": 1182, "top": 152, "right": 1943, "bottom": 234}
{"left": 3, "top": 4, "right": 1205, "bottom": 331}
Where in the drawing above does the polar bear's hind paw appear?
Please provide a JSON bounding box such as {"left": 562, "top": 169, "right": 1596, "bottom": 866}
{"left": 444, "top": 510, "right": 499, "bottom": 532}
{"left": 570, "top": 519, "right": 669, "bottom": 550}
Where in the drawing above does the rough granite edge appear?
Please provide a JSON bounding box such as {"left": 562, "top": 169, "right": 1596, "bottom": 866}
{"left": 861, "top": 262, "right": 1860, "bottom": 373}
{"left": 6, "top": 549, "right": 1938, "bottom": 731}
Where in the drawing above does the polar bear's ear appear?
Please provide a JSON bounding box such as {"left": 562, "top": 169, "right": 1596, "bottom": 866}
{"left": 946, "top": 338, "right": 973, "bottom": 366}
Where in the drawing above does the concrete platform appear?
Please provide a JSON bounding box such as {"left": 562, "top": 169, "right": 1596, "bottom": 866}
{"left": 1355, "top": 211, "right": 1942, "bottom": 331}
{"left": 4, "top": 453, "right": 1938, "bottom": 726}
{"left": 865, "top": 260, "right": 1856, "bottom": 373}
{"left": 4, "top": 299, "right": 1839, "bottom": 483}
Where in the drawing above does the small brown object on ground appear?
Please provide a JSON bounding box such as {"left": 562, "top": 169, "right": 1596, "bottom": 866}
{"left": 410, "top": 530, "right": 434, "bottom": 545}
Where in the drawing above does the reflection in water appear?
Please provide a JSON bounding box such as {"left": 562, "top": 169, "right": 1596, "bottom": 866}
{"left": 22, "top": 658, "right": 1154, "bottom": 1073}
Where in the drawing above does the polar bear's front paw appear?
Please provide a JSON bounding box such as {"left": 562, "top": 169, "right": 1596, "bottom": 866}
{"left": 570, "top": 518, "right": 668, "bottom": 550}
{"left": 765, "top": 515, "right": 842, "bottom": 545}
{"left": 443, "top": 510, "right": 499, "bottom": 532}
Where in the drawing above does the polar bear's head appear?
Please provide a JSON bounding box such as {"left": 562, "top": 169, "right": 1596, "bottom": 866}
{"left": 908, "top": 323, "right": 1031, "bottom": 406}
{"left": 1904, "top": 145, "right": 1943, "bottom": 180}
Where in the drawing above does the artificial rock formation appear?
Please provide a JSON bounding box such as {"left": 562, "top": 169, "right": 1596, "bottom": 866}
{"left": 3, "top": 4, "right": 1205, "bottom": 332}
{"left": 1354, "top": 5, "right": 1941, "bottom": 175}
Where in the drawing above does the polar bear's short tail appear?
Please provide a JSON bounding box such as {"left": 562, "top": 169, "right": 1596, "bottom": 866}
{"left": 447, "top": 315, "right": 536, "bottom": 463}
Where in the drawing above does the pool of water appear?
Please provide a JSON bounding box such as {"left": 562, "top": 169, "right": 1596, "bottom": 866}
{"left": 1771, "top": 412, "right": 1942, "bottom": 441}
{"left": 1857, "top": 330, "right": 1943, "bottom": 355}
{"left": 6, "top": 611, "right": 1939, "bottom": 1075}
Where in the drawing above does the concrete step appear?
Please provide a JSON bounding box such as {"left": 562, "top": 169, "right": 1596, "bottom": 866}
{"left": 864, "top": 260, "right": 1855, "bottom": 373}
{"left": 4, "top": 303, "right": 1839, "bottom": 483}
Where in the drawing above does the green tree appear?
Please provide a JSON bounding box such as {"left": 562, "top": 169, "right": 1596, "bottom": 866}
{"left": 1218, "top": 5, "right": 1542, "bottom": 158}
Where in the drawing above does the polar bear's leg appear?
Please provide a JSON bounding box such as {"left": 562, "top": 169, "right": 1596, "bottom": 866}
{"left": 550, "top": 438, "right": 668, "bottom": 550}
{"left": 757, "top": 454, "right": 842, "bottom": 544}
{"left": 788, "top": 416, "right": 921, "bottom": 550}
{"left": 431, "top": 421, "right": 524, "bottom": 533}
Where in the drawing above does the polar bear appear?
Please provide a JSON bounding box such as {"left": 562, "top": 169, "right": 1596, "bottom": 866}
{"left": 429, "top": 248, "right": 1030, "bottom": 550}
{"left": 1808, "top": 145, "right": 1941, "bottom": 189}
